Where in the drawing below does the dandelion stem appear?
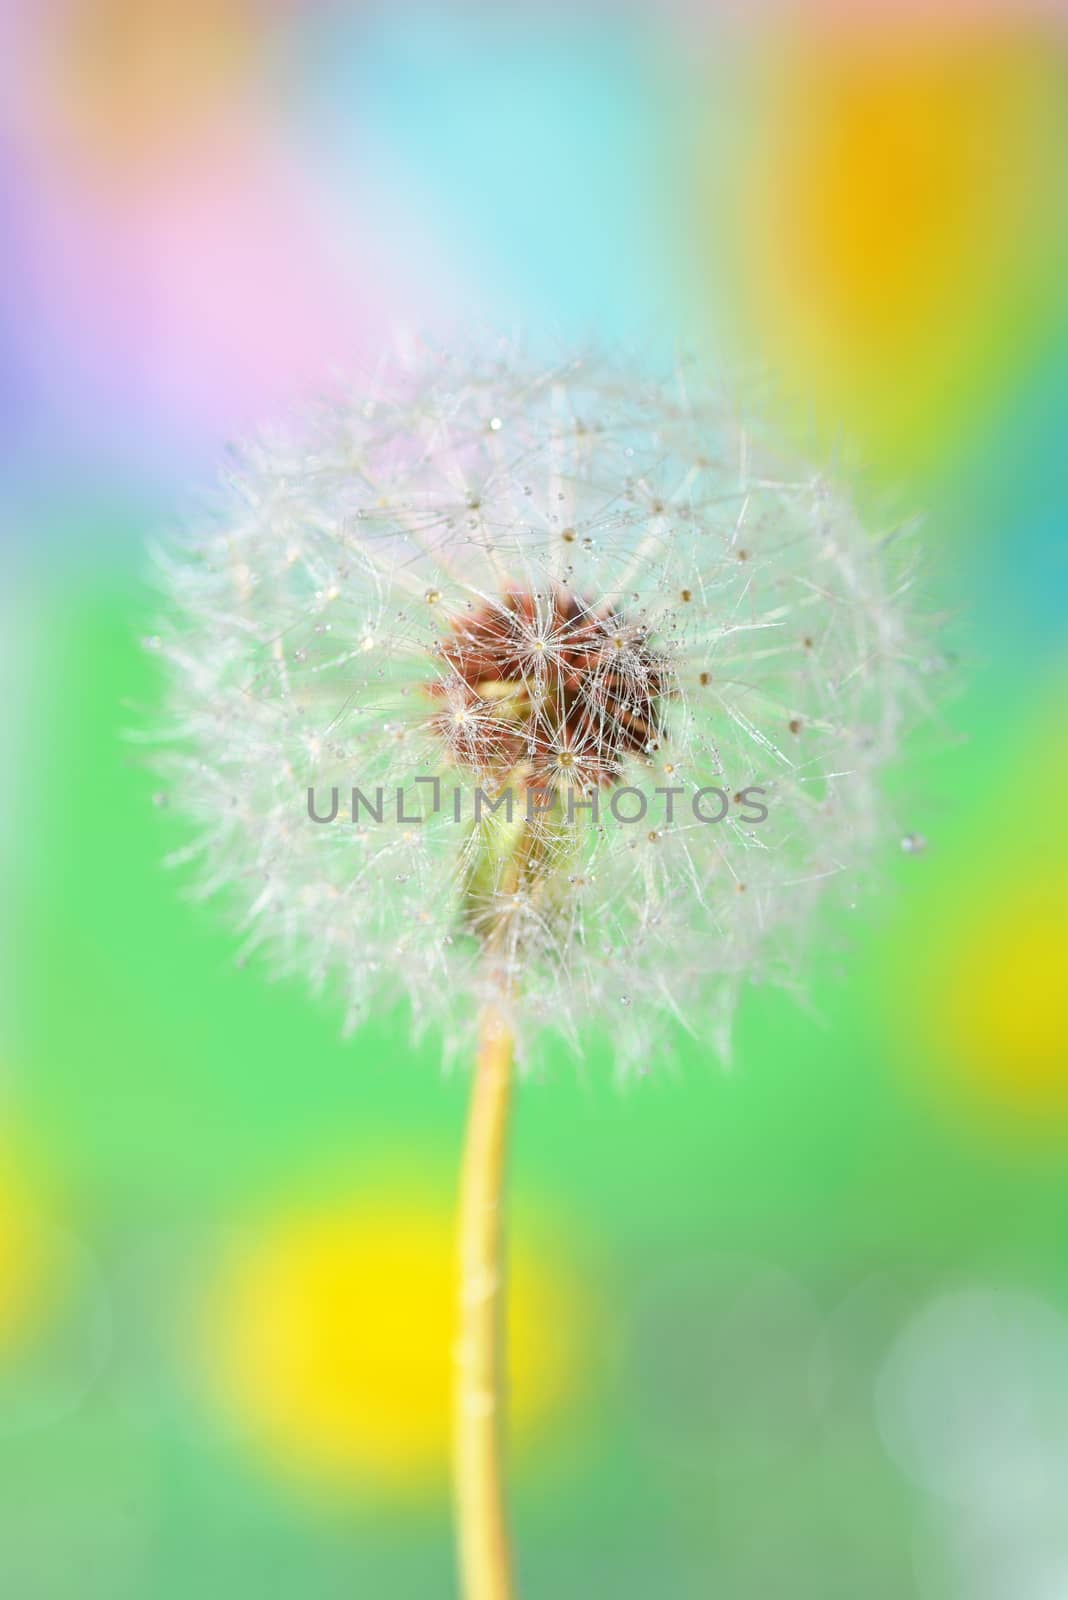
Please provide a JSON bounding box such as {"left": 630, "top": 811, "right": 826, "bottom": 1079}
{"left": 454, "top": 1002, "right": 516, "bottom": 1600}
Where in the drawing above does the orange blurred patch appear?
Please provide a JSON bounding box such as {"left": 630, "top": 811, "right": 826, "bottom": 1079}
{"left": 725, "top": 25, "right": 1068, "bottom": 469}
{"left": 39, "top": 0, "right": 268, "bottom": 169}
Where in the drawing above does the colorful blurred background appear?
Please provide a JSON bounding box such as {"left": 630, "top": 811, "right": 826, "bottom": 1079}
{"left": 3, "top": 3, "right": 1068, "bottom": 1595}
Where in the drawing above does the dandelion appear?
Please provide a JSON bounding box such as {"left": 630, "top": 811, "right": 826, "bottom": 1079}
{"left": 152, "top": 340, "right": 932, "bottom": 1598}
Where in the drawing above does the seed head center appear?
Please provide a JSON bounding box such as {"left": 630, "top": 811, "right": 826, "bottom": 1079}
{"left": 428, "top": 588, "right": 667, "bottom": 789}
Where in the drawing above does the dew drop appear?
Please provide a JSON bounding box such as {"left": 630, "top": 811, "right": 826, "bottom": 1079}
{"left": 900, "top": 833, "right": 928, "bottom": 855}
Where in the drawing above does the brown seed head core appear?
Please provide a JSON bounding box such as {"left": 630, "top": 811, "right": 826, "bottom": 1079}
{"left": 428, "top": 588, "right": 669, "bottom": 793}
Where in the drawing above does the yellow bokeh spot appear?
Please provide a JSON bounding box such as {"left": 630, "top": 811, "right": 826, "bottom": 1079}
{"left": 0, "top": 1145, "right": 49, "bottom": 1357}
{"left": 906, "top": 698, "right": 1068, "bottom": 1122}
{"left": 203, "top": 1190, "right": 588, "bottom": 1493}
{"left": 727, "top": 26, "right": 1068, "bottom": 469}
{"left": 933, "top": 884, "right": 1068, "bottom": 1114}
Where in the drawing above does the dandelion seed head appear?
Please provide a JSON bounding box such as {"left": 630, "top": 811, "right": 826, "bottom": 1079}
{"left": 152, "top": 341, "right": 933, "bottom": 1074}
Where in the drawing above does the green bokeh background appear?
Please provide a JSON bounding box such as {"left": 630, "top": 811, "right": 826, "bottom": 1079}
{"left": 4, "top": 6, "right": 1068, "bottom": 1597}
